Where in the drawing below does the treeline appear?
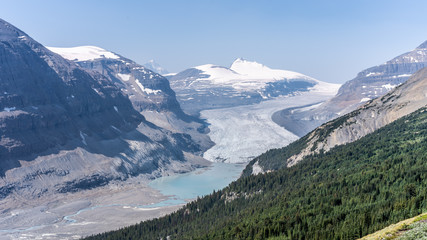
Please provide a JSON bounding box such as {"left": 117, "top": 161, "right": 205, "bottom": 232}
{"left": 85, "top": 108, "right": 427, "bottom": 240}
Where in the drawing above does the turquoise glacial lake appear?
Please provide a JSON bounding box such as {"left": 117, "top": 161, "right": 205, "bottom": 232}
{"left": 58, "top": 163, "right": 246, "bottom": 224}
{"left": 148, "top": 162, "right": 246, "bottom": 207}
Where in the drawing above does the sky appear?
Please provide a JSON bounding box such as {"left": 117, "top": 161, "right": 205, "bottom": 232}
{"left": 1, "top": 0, "right": 427, "bottom": 83}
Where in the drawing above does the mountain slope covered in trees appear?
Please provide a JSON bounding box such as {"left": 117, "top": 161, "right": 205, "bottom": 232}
{"left": 244, "top": 67, "right": 427, "bottom": 174}
{"left": 86, "top": 105, "right": 427, "bottom": 239}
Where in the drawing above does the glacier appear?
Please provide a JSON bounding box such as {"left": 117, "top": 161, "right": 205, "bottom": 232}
{"left": 202, "top": 91, "right": 338, "bottom": 163}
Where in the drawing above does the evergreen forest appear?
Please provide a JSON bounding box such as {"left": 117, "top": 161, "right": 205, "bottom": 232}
{"left": 85, "top": 107, "right": 427, "bottom": 240}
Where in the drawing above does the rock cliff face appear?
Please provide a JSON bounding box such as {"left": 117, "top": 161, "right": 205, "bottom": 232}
{"left": 0, "top": 21, "right": 139, "bottom": 164}
{"left": 48, "top": 46, "right": 213, "bottom": 155}
{"left": 0, "top": 19, "right": 208, "bottom": 200}
{"left": 47, "top": 46, "right": 182, "bottom": 114}
{"left": 273, "top": 41, "right": 427, "bottom": 137}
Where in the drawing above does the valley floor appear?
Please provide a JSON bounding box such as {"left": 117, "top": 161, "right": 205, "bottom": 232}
{"left": 0, "top": 162, "right": 244, "bottom": 240}
{"left": 0, "top": 176, "right": 180, "bottom": 240}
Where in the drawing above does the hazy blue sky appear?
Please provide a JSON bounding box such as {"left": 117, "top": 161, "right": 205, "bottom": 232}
{"left": 1, "top": 0, "right": 427, "bottom": 83}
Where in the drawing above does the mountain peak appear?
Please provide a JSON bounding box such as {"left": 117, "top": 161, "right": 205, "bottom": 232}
{"left": 416, "top": 40, "right": 427, "bottom": 49}
{"left": 230, "top": 58, "right": 280, "bottom": 77}
{"left": 143, "top": 59, "right": 169, "bottom": 75}
{"left": 232, "top": 57, "right": 248, "bottom": 63}
{"left": 230, "top": 58, "right": 267, "bottom": 72}
{"left": 0, "top": 18, "right": 29, "bottom": 41}
{"left": 231, "top": 57, "right": 259, "bottom": 66}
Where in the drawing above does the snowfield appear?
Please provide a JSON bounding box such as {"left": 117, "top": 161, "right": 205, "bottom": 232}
{"left": 47, "top": 46, "right": 120, "bottom": 61}
{"left": 201, "top": 91, "right": 337, "bottom": 163}
{"left": 190, "top": 58, "right": 341, "bottom": 93}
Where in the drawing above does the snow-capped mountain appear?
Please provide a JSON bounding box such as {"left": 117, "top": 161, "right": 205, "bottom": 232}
{"left": 327, "top": 40, "right": 427, "bottom": 115}
{"left": 48, "top": 46, "right": 213, "bottom": 156}
{"left": 47, "top": 46, "right": 180, "bottom": 113}
{"left": 273, "top": 40, "right": 427, "bottom": 137}
{"left": 169, "top": 58, "right": 340, "bottom": 115}
{"left": 168, "top": 58, "right": 340, "bottom": 163}
{"left": 143, "top": 59, "right": 169, "bottom": 75}
{"left": 0, "top": 19, "right": 209, "bottom": 202}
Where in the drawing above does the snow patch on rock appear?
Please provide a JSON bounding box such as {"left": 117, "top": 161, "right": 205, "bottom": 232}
{"left": 251, "top": 161, "right": 264, "bottom": 175}
{"left": 382, "top": 83, "right": 398, "bottom": 91}
{"left": 80, "top": 131, "right": 87, "bottom": 146}
{"left": 135, "top": 79, "right": 161, "bottom": 95}
{"left": 117, "top": 73, "right": 131, "bottom": 81}
{"left": 3, "top": 107, "right": 16, "bottom": 112}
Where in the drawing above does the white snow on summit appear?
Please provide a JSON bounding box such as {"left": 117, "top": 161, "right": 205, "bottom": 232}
{"left": 47, "top": 46, "right": 120, "bottom": 61}
{"left": 143, "top": 59, "right": 169, "bottom": 75}
{"left": 192, "top": 58, "right": 340, "bottom": 94}
{"left": 194, "top": 64, "right": 241, "bottom": 83}
{"left": 230, "top": 58, "right": 311, "bottom": 80}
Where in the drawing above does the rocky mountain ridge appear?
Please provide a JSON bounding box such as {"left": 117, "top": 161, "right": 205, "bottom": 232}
{"left": 247, "top": 66, "right": 427, "bottom": 173}
{"left": 0, "top": 19, "right": 209, "bottom": 201}
{"left": 47, "top": 46, "right": 183, "bottom": 114}
{"left": 273, "top": 40, "right": 427, "bottom": 137}
{"left": 48, "top": 45, "right": 213, "bottom": 156}
{"left": 327, "top": 40, "right": 427, "bottom": 115}
{"left": 286, "top": 67, "right": 427, "bottom": 167}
